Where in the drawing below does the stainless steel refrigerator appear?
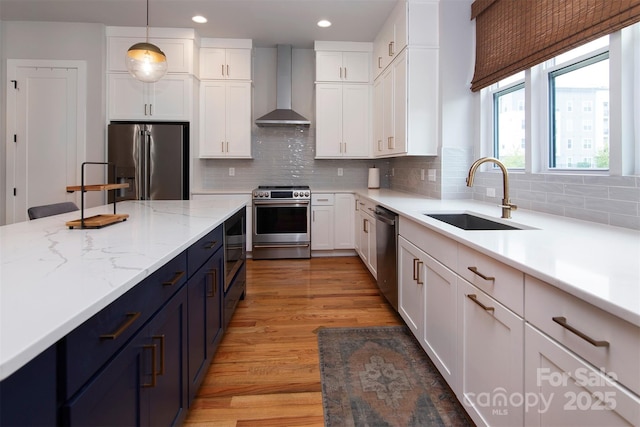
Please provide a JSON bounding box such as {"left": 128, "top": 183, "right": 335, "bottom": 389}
{"left": 108, "top": 123, "right": 189, "bottom": 202}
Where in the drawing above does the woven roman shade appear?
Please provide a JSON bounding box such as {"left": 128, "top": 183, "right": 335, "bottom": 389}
{"left": 470, "top": 0, "right": 640, "bottom": 92}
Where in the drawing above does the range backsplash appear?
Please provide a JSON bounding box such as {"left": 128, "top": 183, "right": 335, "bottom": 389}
{"left": 199, "top": 126, "right": 389, "bottom": 191}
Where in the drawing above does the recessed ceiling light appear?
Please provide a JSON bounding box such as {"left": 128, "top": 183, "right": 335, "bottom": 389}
{"left": 192, "top": 15, "right": 208, "bottom": 24}
{"left": 317, "top": 19, "right": 332, "bottom": 28}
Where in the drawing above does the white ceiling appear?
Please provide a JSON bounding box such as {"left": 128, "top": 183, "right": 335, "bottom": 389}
{"left": 0, "top": 0, "right": 399, "bottom": 48}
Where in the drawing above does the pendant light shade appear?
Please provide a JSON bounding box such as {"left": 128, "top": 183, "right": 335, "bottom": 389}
{"left": 125, "top": 0, "right": 168, "bottom": 83}
{"left": 126, "top": 42, "right": 168, "bottom": 82}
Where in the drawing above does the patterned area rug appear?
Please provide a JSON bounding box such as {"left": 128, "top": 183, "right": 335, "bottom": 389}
{"left": 318, "top": 326, "right": 473, "bottom": 427}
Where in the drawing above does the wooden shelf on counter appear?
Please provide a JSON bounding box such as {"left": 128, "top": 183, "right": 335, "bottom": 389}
{"left": 66, "top": 183, "right": 129, "bottom": 192}
{"left": 66, "top": 214, "right": 129, "bottom": 229}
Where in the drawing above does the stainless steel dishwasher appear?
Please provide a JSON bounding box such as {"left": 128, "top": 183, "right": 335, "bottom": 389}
{"left": 374, "top": 206, "right": 398, "bottom": 311}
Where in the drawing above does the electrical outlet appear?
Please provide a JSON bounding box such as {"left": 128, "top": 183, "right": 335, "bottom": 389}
{"left": 337, "top": 168, "right": 343, "bottom": 176}
{"left": 428, "top": 169, "right": 436, "bottom": 182}
{"left": 487, "top": 187, "right": 496, "bottom": 197}
{"left": 420, "top": 169, "right": 425, "bottom": 181}
{"left": 229, "top": 167, "right": 235, "bottom": 177}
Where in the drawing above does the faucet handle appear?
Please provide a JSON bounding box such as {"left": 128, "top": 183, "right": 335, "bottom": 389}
{"left": 499, "top": 202, "right": 518, "bottom": 211}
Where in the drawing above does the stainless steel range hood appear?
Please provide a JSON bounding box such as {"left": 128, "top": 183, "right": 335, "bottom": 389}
{"left": 255, "top": 45, "right": 311, "bottom": 127}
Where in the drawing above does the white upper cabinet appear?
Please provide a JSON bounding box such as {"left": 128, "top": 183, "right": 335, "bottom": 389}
{"left": 200, "top": 48, "right": 252, "bottom": 80}
{"left": 108, "top": 73, "right": 193, "bottom": 121}
{"left": 372, "top": 1, "right": 439, "bottom": 80}
{"left": 315, "top": 83, "right": 370, "bottom": 158}
{"left": 106, "top": 27, "right": 195, "bottom": 74}
{"left": 199, "top": 81, "right": 252, "bottom": 158}
{"left": 316, "top": 51, "right": 370, "bottom": 83}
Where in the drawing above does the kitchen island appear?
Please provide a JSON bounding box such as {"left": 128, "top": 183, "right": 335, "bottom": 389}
{"left": 0, "top": 197, "right": 248, "bottom": 425}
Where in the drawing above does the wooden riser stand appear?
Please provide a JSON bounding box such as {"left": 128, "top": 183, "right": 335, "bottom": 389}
{"left": 66, "top": 162, "right": 129, "bottom": 229}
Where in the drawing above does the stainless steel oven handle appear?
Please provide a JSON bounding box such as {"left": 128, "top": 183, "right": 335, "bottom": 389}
{"left": 252, "top": 244, "right": 310, "bottom": 248}
{"left": 253, "top": 200, "right": 310, "bottom": 206}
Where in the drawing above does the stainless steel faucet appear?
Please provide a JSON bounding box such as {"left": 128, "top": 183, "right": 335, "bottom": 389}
{"left": 466, "top": 157, "right": 517, "bottom": 219}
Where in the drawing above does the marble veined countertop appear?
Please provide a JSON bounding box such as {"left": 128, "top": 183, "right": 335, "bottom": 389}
{"left": 354, "top": 189, "right": 640, "bottom": 329}
{"left": 0, "top": 197, "right": 249, "bottom": 381}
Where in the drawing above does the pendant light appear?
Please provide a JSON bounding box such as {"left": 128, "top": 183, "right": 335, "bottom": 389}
{"left": 125, "top": 0, "right": 168, "bottom": 83}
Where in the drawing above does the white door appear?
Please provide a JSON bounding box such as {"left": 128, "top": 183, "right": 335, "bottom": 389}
{"left": 6, "top": 60, "right": 85, "bottom": 224}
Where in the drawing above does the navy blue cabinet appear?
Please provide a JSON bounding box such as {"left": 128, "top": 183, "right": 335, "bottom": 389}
{"left": 0, "top": 345, "right": 57, "bottom": 426}
{"left": 64, "top": 285, "right": 188, "bottom": 427}
{"left": 187, "top": 227, "right": 224, "bottom": 405}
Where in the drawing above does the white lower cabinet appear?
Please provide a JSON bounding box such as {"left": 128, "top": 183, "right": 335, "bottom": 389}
{"left": 524, "top": 325, "right": 640, "bottom": 426}
{"left": 355, "top": 198, "right": 376, "bottom": 278}
{"left": 311, "top": 194, "right": 334, "bottom": 251}
{"left": 458, "top": 279, "right": 524, "bottom": 427}
{"left": 333, "top": 193, "right": 355, "bottom": 250}
{"left": 398, "top": 235, "right": 457, "bottom": 387}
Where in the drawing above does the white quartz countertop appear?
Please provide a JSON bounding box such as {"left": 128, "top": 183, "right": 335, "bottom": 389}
{"left": 355, "top": 189, "right": 640, "bottom": 328}
{"left": 0, "top": 197, "right": 249, "bottom": 381}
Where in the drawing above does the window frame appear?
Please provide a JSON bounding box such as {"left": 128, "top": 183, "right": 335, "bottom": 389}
{"left": 479, "top": 22, "right": 639, "bottom": 177}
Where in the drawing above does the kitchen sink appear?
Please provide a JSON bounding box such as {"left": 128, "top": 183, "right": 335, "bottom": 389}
{"left": 425, "top": 213, "right": 524, "bottom": 231}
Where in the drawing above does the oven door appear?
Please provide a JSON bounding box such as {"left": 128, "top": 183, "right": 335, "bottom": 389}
{"left": 253, "top": 200, "right": 310, "bottom": 244}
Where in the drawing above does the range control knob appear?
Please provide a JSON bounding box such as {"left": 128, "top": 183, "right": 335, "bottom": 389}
{"left": 304, "top": 191, "right": 310, "bottom": 197}
{"left": 294, "top": 191, "right": 299, "bottom": 197}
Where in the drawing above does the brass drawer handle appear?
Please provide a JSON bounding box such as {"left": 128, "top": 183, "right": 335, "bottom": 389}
{"left": 412, "top": 258, "right": 419, "bottom": 281}
{"left": 100, "top": 312, "right": 141, "bottom": 340}
{"left": 467, "top": 294, "right": 495, "bottom": 312}
{"left": 163, "top": 271, "right": 185, "bottom": 287}
{"left": 416, "top": 261, "right": 424, "bottom": 285}
{"left": 142, "top": 344, "right": 157, "bottom": 388}
{"left": 467, "top": 266, "right": 495, "bottom": 282}
{"left": 552, "top": 317, "right": 610, "bottom": 347}
{"left": 204, "top": 240, "right": 218, "bottom": 250}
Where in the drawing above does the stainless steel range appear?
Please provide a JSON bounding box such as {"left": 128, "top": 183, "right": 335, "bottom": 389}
{"left": 252, "top": 185, "right": 311, "bottom": 259}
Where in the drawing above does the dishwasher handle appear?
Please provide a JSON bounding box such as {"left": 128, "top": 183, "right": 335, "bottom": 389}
{"left": 374, "top": 207, "right": 397, "bottom": 226}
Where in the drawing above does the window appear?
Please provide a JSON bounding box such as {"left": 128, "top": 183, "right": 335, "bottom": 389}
{"left": 491, "top": 72, "right": 525, "bottom": 169}
{"left": 549, "top": 51, "right": 609, "bottom": 169}
{"left": 482, "top": 26, "right": 638, "bottom": 175}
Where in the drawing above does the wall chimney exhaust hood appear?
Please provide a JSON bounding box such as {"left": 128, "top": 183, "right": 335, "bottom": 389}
{"left": 255, "top": 45, "right": 311, "bottom": 127}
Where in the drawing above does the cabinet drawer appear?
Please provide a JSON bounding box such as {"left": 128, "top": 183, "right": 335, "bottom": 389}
{"left": 312, "top": 193, "right": 334, "bottom": 206}
{"left": 525, "top": 275, "right": 640, "bottom": 396}
{"left": 399, "top": 217, "right": 457, "bottom": 269}
{"left": 457, "top": 244, "right": 524, "bottom": 316}
{"left": 355, "top": 197, "right": 376, "bottom": 218}
{"left": 187, "top": 225, "right": 223, "bottom": 277}
{"left": 63, "top": 251, "right": 187, "bottom": 399}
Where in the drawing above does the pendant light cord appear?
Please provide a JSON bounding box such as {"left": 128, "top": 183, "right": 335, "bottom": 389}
{"left": 145, "top": 0, "right": 149, "bottom": 42}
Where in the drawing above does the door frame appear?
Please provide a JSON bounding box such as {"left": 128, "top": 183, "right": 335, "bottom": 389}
{"left": 5, "top": 59, "right": 87, "bottom": 224}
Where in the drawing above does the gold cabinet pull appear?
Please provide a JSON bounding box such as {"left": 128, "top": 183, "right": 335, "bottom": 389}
{"left": 344, "top": 67, "right": 347, "bottom": 80}
{"left": 204, "top": 240, "right": 218, "bottom": 250}
{"left": 467, "top": 294, "right": 495, "bottom": 312}
{"left": 207, "top": 269, "right": 218, "bottom": 297}
{"left": 162, "top": 271, "right": 185, "bottom": 287}
{"left": 378, "top": 57, "right": 382, "bottom": 68}
{"left": 226, "top": 64, "right": 229, "bottom": 76}
{"left": 552, "top": 317, "right": 610, "bottom": 347}
{"left": 221, "top": 141, "right": 225, "bottom": 153}
{"left": 142, "top": 344, "right": 157, "bottom": 388}
{"left": 412, "top": 258, "right": 420, "bottom": 281}
{"left": 221, "top": 64, "right": 225, "bottom": 77}
{"left": 363, "top": 218, "right": 368, "bottom": 233}
{"left": 100, "top": 312, "right": 141, "bottom": 340}
{"left": 467, "top": 266, "right": 495, "bottom": 282}
{"left": 153, "top": 335, "right": 165, "bottom": 375}
{"left": 388, "top": 41, "right": 395, "bottom": 56}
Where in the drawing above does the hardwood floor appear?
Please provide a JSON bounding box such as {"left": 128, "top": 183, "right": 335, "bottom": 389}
{"left": 183, "top": 256, "right": 403, "bottom": 426}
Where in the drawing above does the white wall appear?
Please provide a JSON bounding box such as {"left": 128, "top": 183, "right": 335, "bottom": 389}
{"left": 0, "top": 21, "right": 106, "bottom": 224}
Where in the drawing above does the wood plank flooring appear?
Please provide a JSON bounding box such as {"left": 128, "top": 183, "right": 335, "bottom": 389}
{"left": 183, "top": 256, "right": 403, "bottom": 426}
